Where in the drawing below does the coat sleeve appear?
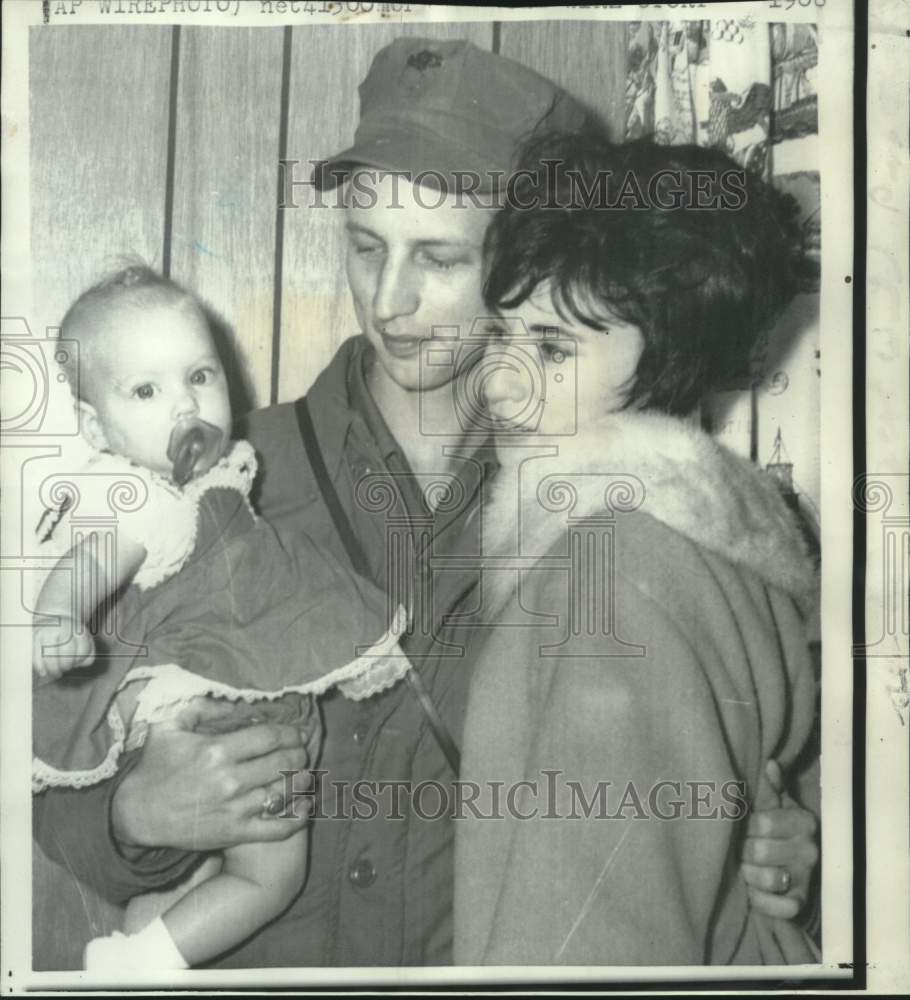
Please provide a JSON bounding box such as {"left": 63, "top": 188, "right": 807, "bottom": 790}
{"left": 456, "top": 567, "right": 751, "bottom": 966}
{"left": 33, "top": 749, "right": 201, "bottom": 905}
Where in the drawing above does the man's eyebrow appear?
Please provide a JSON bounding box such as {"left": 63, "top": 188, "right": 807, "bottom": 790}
{"left": 412, "top": 238, "right": 478, "bottom": 251}
{"left": 344, "top": 222, "right": 384, "bottom": 240}
{"left": 344, "top": 223, "right": 476, "bottom": 252}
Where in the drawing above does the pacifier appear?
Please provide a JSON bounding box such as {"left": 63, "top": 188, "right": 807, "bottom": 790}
{"left": 167, "top": 417, "right": 225, "bottom": 486}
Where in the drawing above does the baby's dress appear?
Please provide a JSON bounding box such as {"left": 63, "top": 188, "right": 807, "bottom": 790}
{"left": 32, "top": 440, "right": 408, "bottom": 792}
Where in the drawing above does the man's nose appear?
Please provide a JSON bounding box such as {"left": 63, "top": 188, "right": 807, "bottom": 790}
{"left": 373, "top": 256, "right": 420, "bottom": 324}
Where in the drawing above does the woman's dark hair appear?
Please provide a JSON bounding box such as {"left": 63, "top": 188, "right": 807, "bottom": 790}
{"left": 486, "top": 130, "right": 803, "bottom": 415}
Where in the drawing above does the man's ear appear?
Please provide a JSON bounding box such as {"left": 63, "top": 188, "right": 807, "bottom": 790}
{"left": 77, "top": 401, "right": 109, "bottom": 452}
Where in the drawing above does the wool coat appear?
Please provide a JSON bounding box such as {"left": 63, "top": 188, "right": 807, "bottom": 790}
{"left": 454, "top": 410, "right": 820, "bottom": 966}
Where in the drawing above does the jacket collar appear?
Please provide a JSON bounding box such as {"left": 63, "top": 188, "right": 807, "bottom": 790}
{"left": 483, "top": 409, "right": 817, "bottom": 605}
{"left": 298, "top": 335, "right": 368, "bottom": 488}
{"left": 302, "top": 334, "right": 500, "bottom": 492}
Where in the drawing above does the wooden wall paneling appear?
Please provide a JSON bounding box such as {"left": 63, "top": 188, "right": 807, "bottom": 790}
{"left": 277, "top": 21, "right": 493, "bottom": 404}
{"left": 29, "top": 27, "right": 173, "bottom": 339}
{"left": 30, "top": 28, "right": 172, "bottom": 966}
{"left": 498, "top": 18, "right": 628, "bottom": 141}
{"left": 170, "top": 27, "right": 285, "bottom": 414}
{"left": 755, "top": 296, "right": 822, "bottom": 513}
{"left": 705, "top": 388, "right": 755, "bottom": 462}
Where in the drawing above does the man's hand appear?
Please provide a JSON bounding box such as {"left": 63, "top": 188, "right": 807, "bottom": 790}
{"left": 740, "top": 760, "right": 819, "bottom": 919}
{"left": 111, "top": 699, "right": 313, "bottom": 853}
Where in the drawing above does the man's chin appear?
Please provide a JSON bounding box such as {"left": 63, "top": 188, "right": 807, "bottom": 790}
{"left": 379, "top": 358, "right": 454, "bottom": 395}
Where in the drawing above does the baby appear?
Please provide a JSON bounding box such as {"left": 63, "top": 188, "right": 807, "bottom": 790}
{"left": 31, "top": 266, "right": 408, "bottom": 971}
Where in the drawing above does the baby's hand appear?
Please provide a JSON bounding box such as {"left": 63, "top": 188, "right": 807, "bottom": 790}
{"left": 32, "top": 619, "right": 95, "bottom": 682}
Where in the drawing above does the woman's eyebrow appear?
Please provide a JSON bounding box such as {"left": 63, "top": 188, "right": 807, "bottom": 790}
{"left": 528, "top": 322, "right": 577, "bottom": 339}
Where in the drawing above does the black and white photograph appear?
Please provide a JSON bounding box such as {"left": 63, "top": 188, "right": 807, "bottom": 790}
{"left": 0, "top": 0, "right": 907, "bottom": 992}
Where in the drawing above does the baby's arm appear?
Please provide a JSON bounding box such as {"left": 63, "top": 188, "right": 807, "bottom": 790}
{"left": 84, "top": 831, "right": 308, "bottom": 970}
{"left": 33, "top": 532, "right": 146, "bottom": 681}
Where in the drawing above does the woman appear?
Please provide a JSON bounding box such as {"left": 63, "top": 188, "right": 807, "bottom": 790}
{"left": 454, "top": 134, "right": 821, "bottom": 965}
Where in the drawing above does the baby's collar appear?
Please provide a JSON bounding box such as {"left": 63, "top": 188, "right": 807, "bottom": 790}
{"left": 82, "top": 439, "right": 258, "bottom": 501}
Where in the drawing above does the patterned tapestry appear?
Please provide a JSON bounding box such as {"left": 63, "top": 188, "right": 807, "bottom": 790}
{"left": 625, "top": 17, "right": 820, "bottom": 285}
{"left": 624, "top": 15, "right": 822, "bottom": 547}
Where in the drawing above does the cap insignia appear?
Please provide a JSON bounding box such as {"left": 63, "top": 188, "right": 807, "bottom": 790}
{"left": 407, "top": 50, "right": 443, "bottom": 72}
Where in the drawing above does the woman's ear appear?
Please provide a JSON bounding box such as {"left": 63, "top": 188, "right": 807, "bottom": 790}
{"left": 77, "top": 401, "right": 109, "bottom": 452}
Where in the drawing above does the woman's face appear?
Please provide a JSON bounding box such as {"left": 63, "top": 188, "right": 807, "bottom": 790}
{"left": 482, "top": 281, "right": 644, "bottom": 440}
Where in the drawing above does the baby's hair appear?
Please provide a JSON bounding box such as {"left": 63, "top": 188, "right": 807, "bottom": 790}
{"left": 59, "top": 264, "right": 200, "bottom": 401}
{"left": 486, "top": 129, "right": 803, "bottom": 416}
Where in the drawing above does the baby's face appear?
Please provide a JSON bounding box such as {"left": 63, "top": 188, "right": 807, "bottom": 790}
{"left": 83, "top": 299, "right": 232, "bottom": 479}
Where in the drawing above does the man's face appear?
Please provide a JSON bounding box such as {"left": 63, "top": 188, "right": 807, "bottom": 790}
{"left": 343, "top": 170, "right": 495, "bottom": 392}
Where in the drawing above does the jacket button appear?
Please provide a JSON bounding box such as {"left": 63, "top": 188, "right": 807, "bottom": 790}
{"left": 352, "top": 722, "right": 370, "bottom": 744}
{"left": 348, "top": 857, "right": 376, "bottom": 888}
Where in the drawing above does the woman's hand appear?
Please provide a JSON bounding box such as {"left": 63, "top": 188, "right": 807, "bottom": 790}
{"left": 111, "top": 699, "right": 313, "bottom": 853}
{"left": 740, "top": 760, "right": 819, "bottom": 919}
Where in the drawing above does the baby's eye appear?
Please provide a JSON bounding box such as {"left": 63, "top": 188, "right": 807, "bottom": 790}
{"left": 133, "top": 383, "right": 155, "bottom": 400}
{"left": 189, "top": 368, "right": 214, "bottom": 385}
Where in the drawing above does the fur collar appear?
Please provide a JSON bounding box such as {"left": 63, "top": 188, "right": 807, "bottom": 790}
{"left": 484, "top": 410, "right": 817, "bottom": 609}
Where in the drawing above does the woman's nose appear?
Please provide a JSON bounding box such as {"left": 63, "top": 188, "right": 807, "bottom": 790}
{"left": 373, "top": 257, "right": 420, "bottom": 323}
{"left": 480, "top": 345, "right": 532, "bottom": 409}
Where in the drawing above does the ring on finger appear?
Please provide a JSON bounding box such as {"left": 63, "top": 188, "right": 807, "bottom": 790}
{"left": 261, "top": 789, "right": 285, "bottom": 816}
{"left": 779, "top": 867, "right": 792, "bottom": 893}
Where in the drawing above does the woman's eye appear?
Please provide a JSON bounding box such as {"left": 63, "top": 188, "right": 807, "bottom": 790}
{"left": 354, "top": 242, "right": 383, "bottom": 257}
{"left": 541, "top": 342, "right": 571, "bottom": 362}
{"left": 133, "top": 383, "right": 155, "bottom": 400}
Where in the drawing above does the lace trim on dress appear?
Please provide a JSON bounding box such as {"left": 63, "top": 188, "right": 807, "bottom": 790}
{"left": 30, "top": 605, "right": 411, "bottom": 791}
{"left": 33, "top": 440, "right": 259, "bottom": 595}
{"left": 122, "top": 603, "right": 410, "bottom": 728}
{"left": 130, "top": 439, "right": 258, "bottom": 589}
{"left": 181, "top": 439, "right": 258, "bottom": 507}
{"left": 32, "top": 699, "right": 127, "bottom": 793}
